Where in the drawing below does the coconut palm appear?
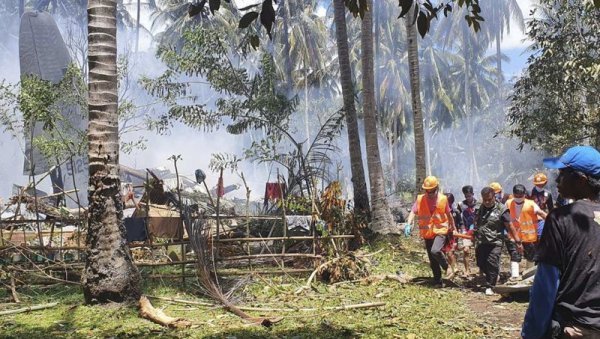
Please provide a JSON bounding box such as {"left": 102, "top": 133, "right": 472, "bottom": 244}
{"left": 83, "top": 0, "right": 141, "bottom": 303}
{"left": 361, "top": 0, "right": 393, "bottom": 232}
{"left": 372, "top": 0, "right": 412, "bottom": 190}
{"left": 273, "top": 0, "right": 330, "bottom": 141}
{"left": 332, "top": 0, "right": 369, "bottom": 216}
{"left": 480, "top": 0, "right": 524, "bottom": 90}
{"left": 404, "top": 2, "right": 427, "bottom": 192}
{"left": 150, "top": 0, "right": 240, "bottom": 46}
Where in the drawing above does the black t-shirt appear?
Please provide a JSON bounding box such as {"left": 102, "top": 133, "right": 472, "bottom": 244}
{"left": 535, "top": 200, "right": 600, "bottom": 329}
{"left": 474, "top": 202, "right": 510, "bottom": 246}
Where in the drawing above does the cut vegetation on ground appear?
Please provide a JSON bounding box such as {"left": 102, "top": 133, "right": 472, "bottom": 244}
{"left": 0, "top": 236, "right": 528, "bottom": 338}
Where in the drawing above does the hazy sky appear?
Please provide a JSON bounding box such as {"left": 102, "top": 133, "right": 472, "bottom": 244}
{"left": 0, "top": 1, "right": 537, "bottom": 201}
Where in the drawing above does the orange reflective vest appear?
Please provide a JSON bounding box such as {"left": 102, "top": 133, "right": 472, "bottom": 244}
{"left": 416, "top": 194, "right": 449, "bottom": 240}
{"left": 507, "top": 198, "right": 538, "bottom": 243}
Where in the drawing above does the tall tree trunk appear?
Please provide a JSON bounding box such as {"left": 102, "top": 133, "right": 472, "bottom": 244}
{"left": 281, "top": 0, "right": 293, "bottom": 94}
{"left": 463, "top": 35, "right": 479, "bottom": 183}
{"left": 405, "top": 3, "right": 427, "bottom": 193}
{"left": 361, "top": 0, "right": 393, "bottom": 233}
{"left": 496, "top": 31, "right": 502, "bottom": 92}
{"left": 304, "top": 60, "right": 310, "bottom": 142}
{"left": 83, "top": 0, "right": 141, "bottom": 304}
{"left": 19, "top": 0, "right": 24, "bottom": 17}
{"left": 332, "top": 0, "right": 370, "bottom": 217}
{"left": 135, "top": 0, "right": 141, "bottom": 53}
{"left": 373, "top": 0, "right": 380, "bottom": 110}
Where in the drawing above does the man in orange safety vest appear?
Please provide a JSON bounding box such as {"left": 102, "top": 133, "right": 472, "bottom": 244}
{"left": 506, "top": 184, "right": 547, "bottom": 279}
{"left": 405, "top": 176, "right": 456, "bottom": 287}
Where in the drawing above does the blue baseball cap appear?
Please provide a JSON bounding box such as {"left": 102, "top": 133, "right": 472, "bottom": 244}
{"left": 543, "top": 145, "right": 600, "bottom": 177}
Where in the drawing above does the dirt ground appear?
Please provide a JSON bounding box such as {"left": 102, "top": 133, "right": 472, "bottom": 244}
{"left": 450, "top": 269, "right": 529, "bottom": 338}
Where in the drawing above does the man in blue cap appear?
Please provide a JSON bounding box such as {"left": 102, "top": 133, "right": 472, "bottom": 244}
{"left": 522, "top": 145, "right": 600, "bottom": 338}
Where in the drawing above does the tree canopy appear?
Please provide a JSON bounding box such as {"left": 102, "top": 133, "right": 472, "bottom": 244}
{"left": 508, "top": 0, "right": 600, "bottom": 151}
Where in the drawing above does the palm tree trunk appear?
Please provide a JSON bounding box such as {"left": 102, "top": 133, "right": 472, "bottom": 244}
{"left": 463, "top": 38, "right": 479, "bottom": 183}
{"left": 135, "top": 0, "right": 141, "bottom": 53}
{"left": 304, "top": 60, "right": 310, "bottom": 142}
{"left": 373, "top": 0, "right": 380, "bottom": 110}
{"left": 281, "top": 0, "right": 293, "bottom": 93}
{"left": 361, "top": 0, "right": 393, "bottom": 232}
{"left": 496, "top": 31, "right": 502, "bottom": 92}
{"left": 332, "top": 0, "right": 370, "bottom": 217}
{"left": 83, "top": 0, "right": 141, "bottom": 304}
{"left": 405, "top": 3, "right": 427, "bottom": 193}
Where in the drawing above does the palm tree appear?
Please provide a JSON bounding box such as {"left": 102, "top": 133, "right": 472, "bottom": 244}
{"left": 332, "top": 0, "right": 369, "bottom": 217}
{"left": 150, "top": 0, "right": 239, "bottom": 46}
{"left": 405, "top": 2, "right": 427, "bottom": 193}
{"left": 480, "top": 0, "right": 524, "bottom": 90}
{"left": 274, "top": 0, "right": 329, "bottom": 141}
{"left": 361, "top": 0, "right": 393, "bottom": 232}
{"left": 433, "top": 6, "right": 497, "bottom": 183}
{"left": 371, "top": 0, "right": 412, "bottom": 191}
{"left": 83, "top": 0, "right": 141, "bottom": 303}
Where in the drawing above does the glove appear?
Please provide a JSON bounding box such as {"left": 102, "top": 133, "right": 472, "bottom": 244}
{"left": 404, "top": 223, "right": 412, "bottom": 237}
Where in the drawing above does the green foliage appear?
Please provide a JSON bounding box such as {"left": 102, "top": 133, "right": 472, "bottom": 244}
{"left": 209, "top": 153, "right": 242, "bottom": 174}
{"left": 142, "top": 27, "right": 295, "bottom": 135}
{"left": 508, "top": 1, "right": 600, "bottom": 151}
{"left": 0, "top": 238, "right": 528, "bottom": 338}
{"left": 280, "top": 195, "right": 313, "bottom": 215}
{"left": 1, "top": 64, "right": 88, "bottom": 164}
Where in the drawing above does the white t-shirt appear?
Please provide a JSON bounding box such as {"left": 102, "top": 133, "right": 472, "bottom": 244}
{"left": 506, "top": 200, "right": 542, "bottom": 219}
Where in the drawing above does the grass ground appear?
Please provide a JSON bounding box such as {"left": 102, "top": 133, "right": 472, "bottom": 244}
{"left": 0, "top": 235, "right": 528, "bottom": 338}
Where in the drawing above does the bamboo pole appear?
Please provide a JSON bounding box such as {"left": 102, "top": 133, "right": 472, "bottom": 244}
{"left": 135, "top": 260, "right": 197, "bottom": 267}
{"left": 0, "top": 245, "right": 85, "bottom": 251}
{"left": 219, "top": 253, "right": 321, "bottom": 261}
{"left": 240, "top": 172, "right": 251, "bottom": 268}
{"left": 0, "top": 218, "right": 4, "bottom": 247}
{"left": 215, "top": 235, "right": 354, "bottom": 242}
{"left": 0, "top": 302, "right": 59, "bottom": 316}
{"left": 0, "top": 219, "right": 83, "bottom": 225}
{"left": 145, "top": 172, "right": 152, "bottom": 247}
{"left": 170, "top": 155, "right": 186, "bottom": 285}
{"left": 278, "top": 171, "right": 287, "bottom": 269}
{"left": 146, "top": 296, "right": 385, "bottom": 313}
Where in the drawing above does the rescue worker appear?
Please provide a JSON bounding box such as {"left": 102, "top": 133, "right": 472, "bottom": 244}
{"left": 458, "top": 185, "right": 478, "bottom": 276}
{"left": 405, "top": 176, "right": 456, "bottom": 287}
{"left": 522, "top": 145, "right": 600, "bottom": 338}
{"left": 529, "top": 172, "right": 554, "bottom": 236}
{"left": 473, "top": 186, "right": 521, "bottom": 295}
{"left": 529, "top": 172, "right": 554, "bottom": 214}
{"left": 490, "top": 182, "right": 511, "bottom": 204}
{"left": 505, "top": 184, "right": 547, "bottom": 280}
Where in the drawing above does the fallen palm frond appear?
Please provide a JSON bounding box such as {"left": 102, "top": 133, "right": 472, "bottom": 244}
{"left": 188, "top": 218, "right": 279, "bottom": 327}
{"left": 139, "top": 296, "right": 192, "bottom": 328}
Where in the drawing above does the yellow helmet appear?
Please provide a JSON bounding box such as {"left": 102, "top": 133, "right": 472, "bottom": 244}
{"left": 422, "top": 176, "right": 439, "bottom": 190}
{"left": 533, "top": 172, "right": 548, "bottom": 185}
{"left": 489, "top": 182, "right": 503, "bottom": 193}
